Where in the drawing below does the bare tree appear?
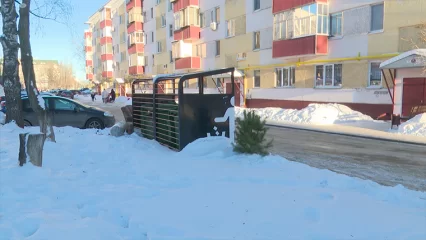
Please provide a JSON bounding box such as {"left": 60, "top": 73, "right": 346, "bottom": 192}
{"left": 1, "top": 0, "right": 24, "bottom": 127}
{"left": 18, "top": 0, "right": 56, "bottom": 141}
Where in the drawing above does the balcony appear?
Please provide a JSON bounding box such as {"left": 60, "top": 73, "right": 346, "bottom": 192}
{"left": 272, "top": 35, "right": 328, "bottom": 58}
{"left": 129, "top": 66, "right": 145, "bottom": 75}
{"left": 128, "top": 13, "right": 144, "bottom": 25}
{"left": 86, "top": 60, "right": 93, "bottom": 66}
{"left": 173, "top": 0, "right": 199, "bottom": 12}
{"left": 172, "top": 40, "right": 193, "bottom": 59}
{"left": 175, "top": 56, "right": 200, "bottom": 70}
{"left": 85, "top": 46, "right": 92, "bottom": 52}
{"left": 127, "top": 21, "right": 143, "bottom": 33}
{"left": 100, "top": 19, "right": 112, "bottom": 28}
{"left": 100, "top": 36, "right": 113, "bottom": 45}
{"left": 128, "top": 43, "right": 144, "bottom": 55}
{"left": 86, "top": 73, "right": 93, "bottom": 80}
{"left": 273, "top": 0, "right": 327, "bottom": 14}
{"left": 102, "top": 71, "right": 113, "bottom": 78}
{"left": 84, "top": 32, "right": 92, "bottom": 38}
{"left": 101, "top": 54, "right": 113, "bottom": 61}
{"left": 174, "top": 26, "right": 200, "bottom": 42}
{"left": 126, "top": 0, "right": 142, "bottom": 12}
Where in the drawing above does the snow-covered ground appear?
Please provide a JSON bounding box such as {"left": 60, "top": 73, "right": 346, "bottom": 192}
{"left": 1, "top": 123, "right": 426, "bottom": 240}
{"left": 236, "top": 103, "right": 426, "bottom": 138}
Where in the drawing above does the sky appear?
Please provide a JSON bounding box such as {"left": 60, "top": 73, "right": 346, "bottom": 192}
{"left": 0, "top": 0, "right": 107, "bottom": 82}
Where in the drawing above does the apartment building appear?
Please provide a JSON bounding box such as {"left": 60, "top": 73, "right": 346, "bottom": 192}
{"left": 85, "top": 0, "right": 130, "bottom": 93}
{"left": 85, "top": 0, "right": 425, "bottom": 117}
{"left": 245, "top": 0, "right": 426, "bottom": 117}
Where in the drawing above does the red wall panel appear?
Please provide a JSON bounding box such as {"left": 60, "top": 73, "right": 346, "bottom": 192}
{"left": 273, "top": 0, "right": 327, "bottom": 14}
{"left": 173, "top": 0, "right": 199, "bottom": 13}
{"left": 272, "top": 36, "right": 316, "bottom": 58}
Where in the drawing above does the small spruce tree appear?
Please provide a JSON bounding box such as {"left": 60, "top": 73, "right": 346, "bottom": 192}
{"left": 233, "top": 110, "right": 273, "bottom": 156}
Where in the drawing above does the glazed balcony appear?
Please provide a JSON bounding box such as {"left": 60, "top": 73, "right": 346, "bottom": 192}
{"left": 127, "top": 21, "right": 143, "bottom": 33}
{"left": 86, "top": 60, "right": 93, "bottom": 66}
{"left": 86, "top": 73, "right": 93, "bottom": 80}
{"left": 273, "top": 35, "right": 328, "bottom": 58}
{"left": 173, "top": 0, "right": 199, "bottom": 13}
{"left": 273, "top": 0, "right": 327, "bottom": 14}
{"left": 128, "top": 13, "right": 144, "bottom": 25}
{"left": 126, "top": 0, "right": 142, "bottom": 12}
{"left": 100, "top": 36, "right": 113, "bottom": 45}
{"left": 175, "top": 56, "right": 200, "bottom": 70}
{"left": 100, "top": 19, "right": 112, "bottom": 28}
{"left": 174, "top": 25, "right": 200, "bottom": 42}
{"left": 128, "top": 43, "right": 144, "bottom": 55}
{"left": 102, "top": 71, "right": 113, "bottom": 78}
{"left": 129, "top": 66, "right": 145, "bottom": 75}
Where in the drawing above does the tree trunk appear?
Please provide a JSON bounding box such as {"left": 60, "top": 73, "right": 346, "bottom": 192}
{"left": 0, "top": 0, "right": 24, "bottom": 127}
{"left": 19, "top": 133, "right": 46, "bottom": 167}
{"left": 18, "top": 0, "right": 56, "bottom": 142}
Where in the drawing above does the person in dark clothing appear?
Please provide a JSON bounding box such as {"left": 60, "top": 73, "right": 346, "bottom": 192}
{"left": 110, "top": 89, "right": 116, "bottom": 103}
{"left": 91, "top": 92, "right": 96, "bottom": 102}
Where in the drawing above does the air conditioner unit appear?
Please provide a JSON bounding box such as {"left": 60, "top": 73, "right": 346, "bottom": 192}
{"left": 210, "top": 22, "right": 217, "bottom": 31}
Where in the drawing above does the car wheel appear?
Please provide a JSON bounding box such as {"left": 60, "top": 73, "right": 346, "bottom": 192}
{"left": 24, "top": 120, "right": 32, "bottom": 127}
{"left": 85, "top": 118, "right": 104, "bottom": 129}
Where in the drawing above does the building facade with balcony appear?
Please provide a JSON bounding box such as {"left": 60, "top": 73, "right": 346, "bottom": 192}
{"left": 84, "top": 0, "right": 425, "bottom": 117}
{"left": 245, "top": 0, "right": 426, "bottom": 118}
{"left": 85, "top": 0, "right": 129, "bottom": 93}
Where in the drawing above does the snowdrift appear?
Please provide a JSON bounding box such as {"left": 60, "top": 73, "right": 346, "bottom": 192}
{"left": 397, "top": 113, "right": 426, "bottom": 137}
{"left": 236, "top": 103, "right": 373, "bottom": 125}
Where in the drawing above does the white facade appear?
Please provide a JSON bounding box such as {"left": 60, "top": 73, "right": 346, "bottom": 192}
{"left": 143, "top": 0, "right": 156, "bottom": 74}
{"left": 198, "top": 0, "right": 226, "bottom": 71}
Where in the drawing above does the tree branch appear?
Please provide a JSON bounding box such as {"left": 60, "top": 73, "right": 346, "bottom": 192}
{"left": 14, "top": 0, "right": 66, "bottom": 24}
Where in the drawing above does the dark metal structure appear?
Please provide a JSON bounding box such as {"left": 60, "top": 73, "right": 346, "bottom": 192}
{"left": 131, "top": 68, "right": 235, "bottom": 151}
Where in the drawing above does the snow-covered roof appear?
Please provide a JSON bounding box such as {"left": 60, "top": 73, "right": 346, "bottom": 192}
{"left": 380, "top": 49, "right": 426, "bottom": 69}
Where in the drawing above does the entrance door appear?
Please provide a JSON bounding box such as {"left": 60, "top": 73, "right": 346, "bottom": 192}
{"left": 402, "top": 78, "right": 426, "bottom": 116}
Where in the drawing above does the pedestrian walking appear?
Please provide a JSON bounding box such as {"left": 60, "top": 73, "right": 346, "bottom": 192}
{"left": 101, "top": 89, "right": 108, "bottom": 103}
{"left": 110, "top": 88, "right": 116, "bottom": 103}
{"left": 91, "top": 92, "right": 96, "bottom": 102}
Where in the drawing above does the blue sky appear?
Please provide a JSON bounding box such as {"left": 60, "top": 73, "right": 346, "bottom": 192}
{"left": 1, "top": 0, "right": 106, "bottom": 82}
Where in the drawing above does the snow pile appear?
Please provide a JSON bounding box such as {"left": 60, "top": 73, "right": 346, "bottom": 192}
{"left": 0, "top": 111, "right": 5, "bottom": 125}
{"left": 236, "top": 103, "right": 373, "bottom": 125}
{"left": 1, "top": 124, "right": 425, "bottom": 239}
{"left": 126, "top": 97, "right": 132, "bottom": 106}
{"left": 397, "top": 113, "right": 426, "bottom": 137}
{"left": 115, "top": 96, "right": 129, "bottom": 103}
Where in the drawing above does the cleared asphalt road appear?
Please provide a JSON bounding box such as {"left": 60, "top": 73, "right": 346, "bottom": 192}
{"left": 266, "top": 125, "right": 426, "bottom": 191}
{"left": 77, "top": 99, "right": 426, "bottom": 191}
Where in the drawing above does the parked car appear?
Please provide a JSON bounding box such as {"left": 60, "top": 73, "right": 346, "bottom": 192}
{"left": 70, "top": 90, "right": 81, "bottom": 95}
{"left": 57, "top": 90, "right": 74, "bottom": 99}
{"left": 21, "top": 96, "right": 115, "bottom": 129}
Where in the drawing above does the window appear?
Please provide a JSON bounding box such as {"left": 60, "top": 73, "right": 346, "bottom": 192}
{"left": 151, "top": 31, "right": 154, "bottom": 43}
{"left": 315, "top": 64, "right": 342, "bottom": 87}
{"left": 156, "top": 0, "right": 160, "bottom": 5}
{"left": 371, "top": 3, "right": 384, "bottom": 32}
{"left": 170, "top": 51, "right": 173, "bottom": 63}
{"left": 273, "top": 3, "right": 328, "bottom": 40}
{"left": 317, "top": 4, "right": 329, "bottom": 35}
{"left": 152, "top": 54, "right": 155, "bottom": 66}
{"left": 253, "top": 31, "right": 260, "bottom": 50}
{"left": 215, "top": 40, "right": 220, "bottom": 56}
{"left": 156, "top": 41, "right": 162, "bottom": 53}
{"left": 54, "top": 99, "right": 76, "bottom": 111}
{"left": 211, "top": 7, "right": 220, "bottom": 23}
{"left": 275, "top": 67, "right": 295, "bottom": 87}
{"left": 151, "top": 8, "right": 154, "bottom": 18}
{"left": 161, "top": 14, "right": 166, "bottom": 27}
{"left": 169, "top": 24, "right": 173, "bottom": 37}
{"left": 174, "top": 7, "right": 200, "bottom": 30}
{"left": 254, "top": 0, "right": 260, "bottom": 11}
{"left": 120, "top": 52, "right": 126, "bottom": 61}
{"left": 330, "top": 13, "right": 342, "bottom": 37}
{"left": 200, "top": 13, "right": 205, "bottom": 28}
{"left": 119, "top": 15, "right": 124, "bottom": 24}
{"left": 216, "top": 78, "right": 223, "bottom": 88}
{"left": 226, "top": 19, "right": 235, "bottom": 37}
{"left": 169, "top": 1, "right": 173, "bottom": 11}
{"left": 253, "top": 70, "right": 261, "bottom": 88}
{"left": 369, "top": 62, "right": 382, "bottom": 86}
